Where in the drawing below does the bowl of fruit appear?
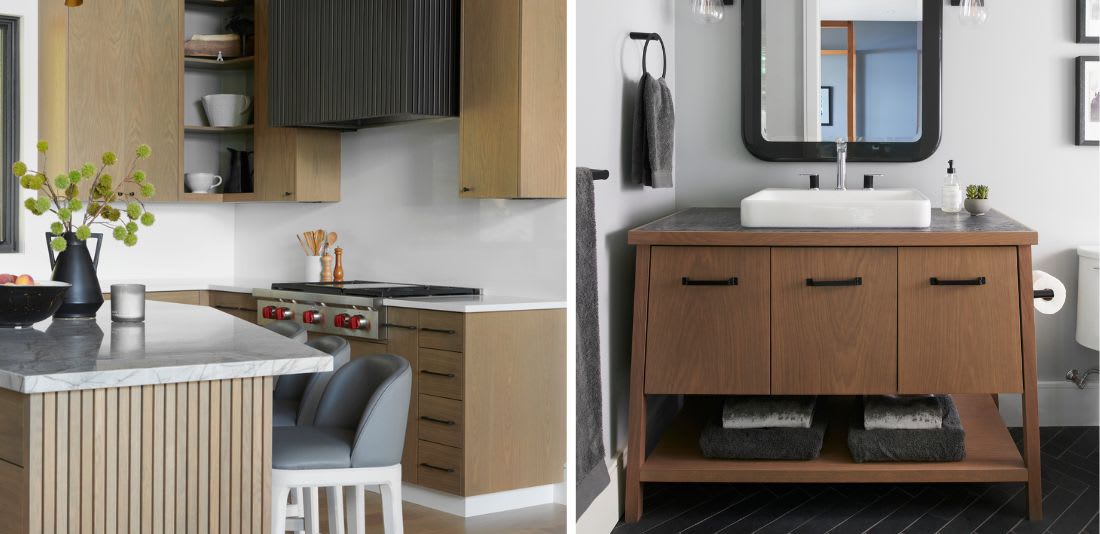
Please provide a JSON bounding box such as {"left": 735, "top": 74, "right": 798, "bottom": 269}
{"left": 0, "top": 274, "right": 71, "bottom": 328}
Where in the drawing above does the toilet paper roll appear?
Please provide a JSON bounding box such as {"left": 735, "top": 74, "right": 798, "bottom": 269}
{"left": 1033, "top": 270, "right": 1066, "bottom": 315}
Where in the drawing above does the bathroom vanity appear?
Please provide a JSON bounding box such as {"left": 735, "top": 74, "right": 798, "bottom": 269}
{"left": 624, "top": 208, "right": 1043, "bottom": 521}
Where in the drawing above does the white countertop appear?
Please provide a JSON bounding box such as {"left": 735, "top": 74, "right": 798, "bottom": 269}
{"left": 101, "top": 277, "right": 566, "bottom": 313}
{"left": 0, "top": 301, "right": 332, "bottom": 393}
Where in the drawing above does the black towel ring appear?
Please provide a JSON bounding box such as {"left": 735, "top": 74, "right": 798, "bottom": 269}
{"left": 628, "top": 32, "right": 667, "bottom": 79}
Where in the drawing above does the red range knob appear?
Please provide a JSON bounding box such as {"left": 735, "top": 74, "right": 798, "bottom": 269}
{"left": 302, "top": 310, "right": 323, "bottom": 324}
{"left": 334, "top": 313, "right": 350, "bottom": 328}
{"left": 349, "top": 315, "right": 371, "bottom": 331}
{"left": 275, "top": 307, "right": 293, "bottom": 320}
{"left": 262, "top": 305, "right": 276, "bottom": 319}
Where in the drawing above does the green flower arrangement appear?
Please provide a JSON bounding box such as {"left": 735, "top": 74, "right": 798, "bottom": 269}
{"left": 14, "top": 141, "right": 157, "bottom": 252}
{"left": 965, "top": 184, "right": 989, "bottom": 200}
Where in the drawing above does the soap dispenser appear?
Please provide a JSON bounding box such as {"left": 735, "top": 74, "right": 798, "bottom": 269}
{"left": 941, "top": 160, "right": 963, "bottom": 213}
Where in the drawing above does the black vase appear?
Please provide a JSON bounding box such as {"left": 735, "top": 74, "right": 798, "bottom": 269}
{"left": 227, "top": 147, "right": 254, "bottom": 194}
{"left": 47, "top": 232, "right": 104, "bottom": 319}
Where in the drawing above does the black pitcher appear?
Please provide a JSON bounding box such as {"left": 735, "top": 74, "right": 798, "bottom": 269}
{"left": 46, "top": 232, "right": 104, "bottom": 319}
{"left": 227, "top": 147, "right": 254, "bottom": 194}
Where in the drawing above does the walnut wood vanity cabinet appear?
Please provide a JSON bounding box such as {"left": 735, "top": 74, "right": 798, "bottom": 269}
{"left": 626, "top": 208, "right": 1042, "bottom": 522}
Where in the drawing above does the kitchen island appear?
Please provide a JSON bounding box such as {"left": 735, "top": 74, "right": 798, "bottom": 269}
{"left": 0, "top": 301, "right": 332, "bottom": 534}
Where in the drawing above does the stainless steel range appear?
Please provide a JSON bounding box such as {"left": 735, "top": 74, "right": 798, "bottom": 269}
{"left": 252, "top": 281, "right": 480, "bottom": 340}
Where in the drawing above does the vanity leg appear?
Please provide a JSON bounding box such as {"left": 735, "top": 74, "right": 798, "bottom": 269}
{"left": 1017, "top": 245, "right": 1042, "bottom": 521}
{"left": 625, "top": 246, "right": 653, "bottom": 523}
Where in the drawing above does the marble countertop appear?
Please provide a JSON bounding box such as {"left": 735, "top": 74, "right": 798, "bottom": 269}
{"left": 0, "top": 301, "right": 332, "bottom": 394}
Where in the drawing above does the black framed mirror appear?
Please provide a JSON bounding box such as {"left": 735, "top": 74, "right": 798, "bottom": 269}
{"left": 741, "top": 0, "right": 941, "bottom": 162}
{"left": 0, "top": 16, "right": 17, "bottom": 253}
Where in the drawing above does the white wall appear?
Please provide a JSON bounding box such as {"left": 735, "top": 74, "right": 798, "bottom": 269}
{"left": 233, "top": 120, "right": 566, "bottom": 299}
{"left": 0, "top": 0, "right": 238, "bottom": 283}
{"left": 676, "top": 0, "right": 1100, "bottom": 382}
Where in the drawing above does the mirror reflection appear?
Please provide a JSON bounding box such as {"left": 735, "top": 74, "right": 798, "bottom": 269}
{"left": 761, "top": 0, "right": 923, "bottom": 143}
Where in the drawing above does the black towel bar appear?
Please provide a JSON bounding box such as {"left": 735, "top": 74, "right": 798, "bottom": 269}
{"left": 628, "top": 32, "right": 667, "bottom": 78}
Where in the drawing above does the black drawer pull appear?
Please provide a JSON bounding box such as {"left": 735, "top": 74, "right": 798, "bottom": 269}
{"left": 420, "top": 416, "right": 457, "bottom": 426}
{"left": 681, "top": 277, "right": 738, "bottom": 286}
{"left": 806, "top": 277, "right": 862, "bottom": 287}
{"left": 930, "top": 276, "right": 986, "bottom": 286}
{"left": 420, "top": 370, "right": 456, "bottom": 378}
{"left": 420, "top": 327, "right": 457, "bottom": 335}
{"left": 420, "top": 463, "right": 456, "bottom": 473}
{"left": 382, "top": 323, "right": 417, "bottom": 330}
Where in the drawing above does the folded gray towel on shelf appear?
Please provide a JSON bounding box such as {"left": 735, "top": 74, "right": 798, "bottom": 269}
{"left": 700, "top": 398, "right": 826, "bottom": 460}
{"left": 849, "top": 395, "right": 966, "bottom": 463}
{"left": 863, "top": 394, "right": 942, "bottom": 430}
{"left": 722, "top": 395, "right": 817, "bottom": 429}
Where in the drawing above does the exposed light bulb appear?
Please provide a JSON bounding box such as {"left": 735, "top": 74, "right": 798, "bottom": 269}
{"left": 958, "top": 0, "right": 988, "bottom": 25}
{"left": 690, "top": 0, "right": 725, "bottom": 24}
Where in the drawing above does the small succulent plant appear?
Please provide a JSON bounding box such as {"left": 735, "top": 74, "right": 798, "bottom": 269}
{"left": 965, "top": 184, "right": 989, "bottom": 200}
{"left": 14, "top": 141, "right": 157, "bottom": 252}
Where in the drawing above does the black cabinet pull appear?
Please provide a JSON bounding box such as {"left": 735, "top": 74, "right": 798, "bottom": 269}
{"left": 382, "top": 323, "right": 417, "bottom": 330}
{"left": 420, "top": 416, "right": 457, "bottom": 426}
{"left": 420, "top": 370, "right": 456, "bottom": 378}
{"left": 420, "top": 327, "right": 456, "bottom": 335}
{"left": 681, "top": 277, "right": 738, "bottom": 286}
{"left": 419, "top": 463, "right": 456, "bottom": 473}
{"left": 930, "top": 276, "right": 986, "bottom": 286}
{"left": 806, "top": 277, "right": 863, "bottom": 287}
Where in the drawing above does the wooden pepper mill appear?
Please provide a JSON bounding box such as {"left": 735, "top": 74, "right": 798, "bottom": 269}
{"left": 333, "top": 247, "right": 344, "bottom": 282}
{"left": 321, "top": 253, "right": 334, "bottom": 282}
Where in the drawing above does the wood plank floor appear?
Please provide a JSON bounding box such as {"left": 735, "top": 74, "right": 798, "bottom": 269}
{"left": 315, "top": 491, "right": 565, "bottom": 533}
{"left": 613, "top": 426, "right": 1098, "bottom": 534}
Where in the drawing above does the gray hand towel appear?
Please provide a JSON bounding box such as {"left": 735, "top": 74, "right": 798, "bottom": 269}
{"left": 863, "top": 394, "right": 943, "bottom": 430}
{"left": 630, "top": 73, "right": 675, "bottom": 188}
{"left": 721, "top": 395, "right": 817, "bottom": 429}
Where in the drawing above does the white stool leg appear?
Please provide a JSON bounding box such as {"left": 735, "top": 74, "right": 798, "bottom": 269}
{"left": 325, "top": 486, "right": 346, "bottom": 534}
{"left": 344, "top": 485, "right": 366, "bottom": 534}
{"left": 302, "top": 487, "right": 320, "bottom": 534}
{"left": 271, "top": 482, "right": 291, "bottom": 534}
{"left": 380, "top": 479, "right": 403, "bottom": 534}
{"left": 288, "top": 487, "right": 305, "bottom": 534}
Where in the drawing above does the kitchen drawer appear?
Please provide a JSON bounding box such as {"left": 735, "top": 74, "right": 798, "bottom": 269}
{"left": 418, "top": 440, "right": 464, "bottom": 495}
{"left": 772, "top": 247, "right": 898, "bottom": 394}
{"left": 418, "top": 348, "right": 464, "bottom": 400}
{"left": 0, "top": 459, "right": 25, "bottom": 534}
{"left": 207, "top": 291, "right": 258, "bottom": 311}
{"left": 645, "top": 246, "right": 771, "bottom": 394}
{"left": 0, "top": 389, "right": 23, "bottom": 466}
{"left": 418, "top": 394, "right": 463, "bottom": 448}
{"left": 899, "top": 247, "right": 1023, "bottom": 393}
{"left": 419, "top": 311, "right": 465, "bottom": 352}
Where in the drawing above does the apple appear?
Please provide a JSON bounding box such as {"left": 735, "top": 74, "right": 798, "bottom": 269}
{"left": 14, "top": 274, "right": 34, "bottom": 286}
{"left": 0, "top": 274, "right": 14, "bottom": 284}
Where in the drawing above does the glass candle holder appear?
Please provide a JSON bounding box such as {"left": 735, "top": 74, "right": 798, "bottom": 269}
{"left": 111, "top": 284, "right": 146, "bottom": 322}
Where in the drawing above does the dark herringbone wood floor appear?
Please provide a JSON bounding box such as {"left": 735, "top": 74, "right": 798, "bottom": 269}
{"left": 613, "top": 427, "right": 1098, "bottom": 534}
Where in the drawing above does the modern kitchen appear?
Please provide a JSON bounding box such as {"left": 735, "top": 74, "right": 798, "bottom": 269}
{"left": 0, "top": 0, "right": 567, "bottom": 533}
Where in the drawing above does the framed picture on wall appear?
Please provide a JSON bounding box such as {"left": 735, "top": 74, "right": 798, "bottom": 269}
{"left": 1079, "top": 0, "right": 1099, "bottom": 43}
{"left": 820, "top": 86, "right": 834, "bottom": 126}
{"left": 1077, "top": 56, "right": 1100, "bottom": 146}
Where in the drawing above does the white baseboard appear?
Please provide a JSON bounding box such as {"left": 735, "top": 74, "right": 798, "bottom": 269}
{"left": 576, "top": 452, "right": 625, "bottom": 534}
{"left": 366, "top": 482, "right": 564, "bottom": 518}
{"left": 998, "top": 380, "right": 1099, "bottom": 426}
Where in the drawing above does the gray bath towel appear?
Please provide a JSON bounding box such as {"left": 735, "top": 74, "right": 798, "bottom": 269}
{"left": 849, "top": 395, "right": 966, "bottom": 463}
{"left": 630, "top": 72, "right": 675, "bottom": 188}
{"left": 575, "top": 168, "right": 609, "bottom": 518}
{"left": 700, "top": 398, "right": 827, "bottom": 460}
{"left": 722, "top": 395, "right": 817, "bottom": 429}
{"left": 864, "top": 394, "right": 943, "bottom": 430}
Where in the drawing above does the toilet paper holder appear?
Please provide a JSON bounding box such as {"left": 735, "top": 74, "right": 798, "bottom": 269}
{"left": 1034, "top": 289, "right": 1055, "bottom": 301}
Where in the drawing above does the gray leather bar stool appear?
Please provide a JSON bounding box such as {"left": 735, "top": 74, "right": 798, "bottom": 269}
{"left": 264, "top": 321, "right": 308, "bottom": 342}
{"left": 271, "top": 354, "right": 412, "bottom": 534}
{"left": 273, "top": 335, "right": 351, "bottom": 427}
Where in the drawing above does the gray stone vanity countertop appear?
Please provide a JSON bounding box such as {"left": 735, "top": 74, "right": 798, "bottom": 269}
{"left": 0, "top": 301, "right": 332, "bottom": 394}
{"left": 629, "top": 208, "right": 1037, "bottom": 246}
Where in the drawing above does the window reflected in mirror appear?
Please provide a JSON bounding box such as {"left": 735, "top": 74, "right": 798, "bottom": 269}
{"left": 0, "top": 16, "right": 16, "bottom": 253}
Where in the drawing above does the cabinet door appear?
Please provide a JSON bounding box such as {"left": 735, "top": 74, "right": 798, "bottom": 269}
{"left": 384, "top": 308, "right": 421, "bottom": 484}
{"left": 899, "top": 247, "right": 1023, "bottom": 393}
{"left": 772, "top": 247, "right": 898, "bottom": 394}
{"left": 645, "top": 247, "right": 770, "bottom": 394}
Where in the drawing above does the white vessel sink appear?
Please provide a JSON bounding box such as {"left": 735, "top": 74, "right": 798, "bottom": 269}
{"left": 740, "top": 188, "right": 931, "bottom": 228}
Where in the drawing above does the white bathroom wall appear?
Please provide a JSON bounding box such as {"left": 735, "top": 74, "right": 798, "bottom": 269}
{"left": 0, "top": 0, "right": 238, "bottom": 283}
{"left": 232, "top": 119, "right": 566, "bottom": 300}
{"left": 675, "top": 1, "right": 1100, "bottom": 387}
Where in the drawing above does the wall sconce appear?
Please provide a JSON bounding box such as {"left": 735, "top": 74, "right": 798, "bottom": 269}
{"left": 690, "top": 0, "right": 735, "bottom": 24}
{"left": 949, "top": 0, "right": 987, "bottom": 25}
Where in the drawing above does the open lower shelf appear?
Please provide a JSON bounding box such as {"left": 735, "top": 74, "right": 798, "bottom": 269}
{"left": 641, "top": 394, "right": 1027, "bottom": 484}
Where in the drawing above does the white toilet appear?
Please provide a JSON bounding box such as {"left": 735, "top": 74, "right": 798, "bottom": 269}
{"left": 1067, "top": 246, "right": 1099, "bottom": 387}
